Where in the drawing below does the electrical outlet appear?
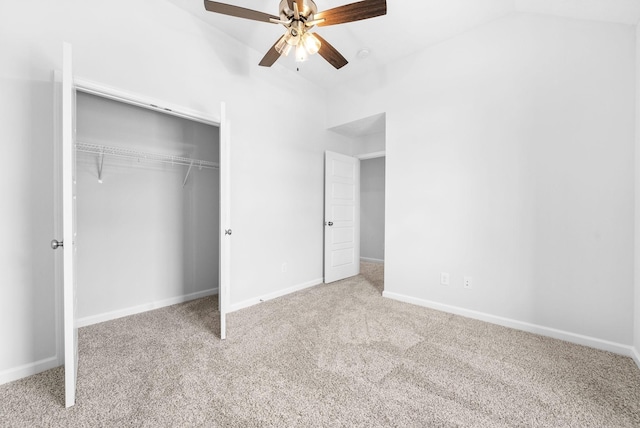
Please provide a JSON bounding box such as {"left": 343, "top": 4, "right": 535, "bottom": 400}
{"left": 464, "top": 276, "right": 472, "bottom": 289}
{"left": 440, "top": 272, "right": 450, "bottom": 286}
{"left": 281, "top": 263, "right": 287, "bottom": 273}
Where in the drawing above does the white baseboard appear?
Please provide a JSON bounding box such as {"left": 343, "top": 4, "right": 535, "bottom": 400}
{"left": 229, "top": 278, "right": 323, "bottom": 313}
{"left": 77, "top": 288, "right": 218, "bottom": 328}
{"left": 382, "top": 291, "right": 636, "bottom": 358}
{"left": 0, "top": 356, "right": 60, "bottom": 386}
{"left": 632, "top": 347, "right": 640, "bottom": 370}
{"left": 360, "top": 257, "right": 384, "bottom": 264}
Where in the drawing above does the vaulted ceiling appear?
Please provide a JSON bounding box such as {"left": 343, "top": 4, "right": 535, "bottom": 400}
{"left": 166, "top": 0, "right": 640, "bottom": 89}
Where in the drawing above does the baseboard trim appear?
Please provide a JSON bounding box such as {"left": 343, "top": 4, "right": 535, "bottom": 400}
{"left": 0, "top": 356, "right": 60, "bottom": 386}
{"left": 229, "top": 278, "right": 323, "bottom": 313}
{"left": 632, "top": 347, "right": 640, "bottom": 370}
{"left": 360, "top": 257, "right": 384, "bottom": 264}
{"left": 382, "top": 291, "right": 635, "bottom": 358}
{"left": 77, "top": 288, "right": 218, "bottom": 328}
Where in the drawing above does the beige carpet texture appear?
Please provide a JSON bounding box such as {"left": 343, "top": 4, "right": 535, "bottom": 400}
{"left": 1, "top": 262, "right": 639, "bottom": 427}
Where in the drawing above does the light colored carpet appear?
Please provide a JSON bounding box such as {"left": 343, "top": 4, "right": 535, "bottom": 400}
{"left": 1, "top": 262, "right": 639, "bottom": 427}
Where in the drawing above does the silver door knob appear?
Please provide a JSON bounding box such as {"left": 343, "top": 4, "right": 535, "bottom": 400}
{"left": 326, "top": 222, "right": 334, "bottom": 226}
{"left": 51, "top": 239, "right": 64, "bottom": 250}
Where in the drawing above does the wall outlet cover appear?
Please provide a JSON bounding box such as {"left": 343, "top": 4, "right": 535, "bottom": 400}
{"left": 464, "top": 276, "right": 472, "bottom": 289}
{"left": 440, "top": 272, "right": 450, "bottom": 285}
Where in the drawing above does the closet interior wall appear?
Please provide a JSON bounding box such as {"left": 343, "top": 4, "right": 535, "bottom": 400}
{"left": 75, "top": 92, "right": 220, "bottom": 322}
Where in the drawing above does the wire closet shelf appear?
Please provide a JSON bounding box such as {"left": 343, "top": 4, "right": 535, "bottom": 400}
{"left": 75, "top": 142, "right": 219, "bottom": 170}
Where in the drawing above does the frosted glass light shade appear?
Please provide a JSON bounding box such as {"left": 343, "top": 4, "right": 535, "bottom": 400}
{"left": 302, "top": 32, "right": 321, "bottom": 55}
{"left": 275, "top": 36, "right": 292, "bottom": 56}
{"left": 295, "top": 44, "right": 308, "bottom": 62}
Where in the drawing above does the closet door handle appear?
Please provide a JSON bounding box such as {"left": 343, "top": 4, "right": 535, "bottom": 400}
{"left": 51, "top": 239, "right": 64, "bottom": 250}
{"left": 326, "top": 222, "right": 334, "bottom": 227}
{"left": 225, "top": 229, "right": 232, "bottom": 236}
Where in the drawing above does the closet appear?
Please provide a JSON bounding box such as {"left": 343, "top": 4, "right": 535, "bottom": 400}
{"left": 74, "top": 92, "right": 220, "bottom": 323}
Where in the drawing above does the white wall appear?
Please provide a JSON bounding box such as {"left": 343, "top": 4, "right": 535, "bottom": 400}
{"left": 360, "top": 157, "right": 385, "bottom": 262}
{"left": 0, "top": 76, "right": 57, "bottom": 378}
{"left": 0, "top": 0, "right": 354, "bottom": 382}
{"left": 328, "top": 13, "right": 636, "bottom": 347}
{"left": 635, "top": 24, "right": 640, "bottom": 362}
{"left": 75, "top": 92, "right": 219, "bottom": 321}
{"left": 354, "top": 132, "right": 386, "bottom": 155}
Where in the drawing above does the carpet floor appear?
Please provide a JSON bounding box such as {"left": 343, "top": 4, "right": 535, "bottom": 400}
{"left": 1, "top": 262, "right": 639, "bottom": 427}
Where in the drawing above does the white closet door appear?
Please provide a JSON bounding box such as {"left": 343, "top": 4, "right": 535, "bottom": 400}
{"left": 324, "top": 151, "right": 360, "bottom": 283}
{"left": 219, "top": 102, "right": 230, "bottom": 340}
{"left": 60, "top": 42, "right": 79, "bottom": 407}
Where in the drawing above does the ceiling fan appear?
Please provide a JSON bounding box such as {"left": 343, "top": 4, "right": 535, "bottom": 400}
{"left": 204, "top": 0, "right": 387, "bottom": 69}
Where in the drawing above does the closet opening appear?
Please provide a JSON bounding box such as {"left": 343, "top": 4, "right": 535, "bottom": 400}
{"left": 74, "top": 91, "right": 221, "bottom": 331}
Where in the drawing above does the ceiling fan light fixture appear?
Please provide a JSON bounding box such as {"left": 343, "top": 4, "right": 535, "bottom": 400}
{"left": 284, "top": 27, "right": 301, "bottom": 46}
{"left": 295, "top": 43, "right": 309, "bottom": 62}
{"left": 301, "top": 32, "right": 321, "bottom": 55}
{"left": 274, "top": 36, "right": 293, "bottom": 56}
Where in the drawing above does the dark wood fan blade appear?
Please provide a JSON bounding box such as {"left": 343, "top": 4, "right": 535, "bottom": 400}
{"left": 313, "top": 33, "right": 348, "bottom": 69}
{"left": 259, "top": 36, "right": 284, "bottom": 67}
{"left": 204, "top": 0, "right": 278, "bottom": 23}
{"left": 315, "top": 0, "right": 386, "bottom": 27}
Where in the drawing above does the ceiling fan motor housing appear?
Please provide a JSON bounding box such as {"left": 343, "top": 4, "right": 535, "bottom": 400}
{"left": 279, "top": 0, "right": 317, "bottom": 22}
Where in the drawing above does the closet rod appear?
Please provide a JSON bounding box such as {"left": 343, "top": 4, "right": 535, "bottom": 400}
{"left": 75, "top": 142, "right": 219, "bottom": 170}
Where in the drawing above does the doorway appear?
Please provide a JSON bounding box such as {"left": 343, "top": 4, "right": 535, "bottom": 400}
{"left": 359, "top": 155, "right": 385, "bottom": 264}
{"left": 324, "top": 113, "right": 386, "bottom": 287}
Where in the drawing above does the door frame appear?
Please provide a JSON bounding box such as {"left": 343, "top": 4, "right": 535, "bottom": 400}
{"left": 74, "top": 79, "right": 220, "bottom": 126}
{"left": 357, "top": 151, "right": 385, "bottom": 161}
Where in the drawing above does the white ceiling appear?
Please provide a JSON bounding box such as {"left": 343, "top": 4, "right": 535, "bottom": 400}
{"left": 166, "top": 0, "right": 640, "bottom": 90}
{"left": 516, "top": 0, "right": 640, "bottom": 25}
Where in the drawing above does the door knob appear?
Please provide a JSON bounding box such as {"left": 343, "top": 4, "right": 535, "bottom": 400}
{"left": 51, "top": 239, "right": 64, "bottom": 250}
{"left": 326, "top": 222, "right": 334, "bottom": 226}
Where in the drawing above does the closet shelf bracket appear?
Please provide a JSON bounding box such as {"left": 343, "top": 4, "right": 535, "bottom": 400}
{"left": 183, "top": 160, "right": 194, "bottom": 187}
{"left": 97, "top": 150, "right": 105, "bottom": 184}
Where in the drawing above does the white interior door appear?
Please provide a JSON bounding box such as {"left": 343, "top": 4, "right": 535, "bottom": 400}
{"left": 324, "top": 151, "right": 360, "bottom": 283}
{"left": 60, "top": 42, "right": 78, "bottom": 408}
{"left": 219, "top": 102, "right": 230, "bottom": 340}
